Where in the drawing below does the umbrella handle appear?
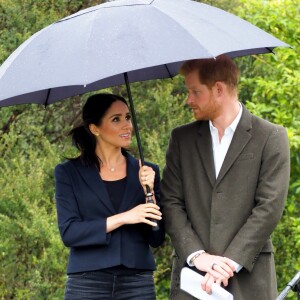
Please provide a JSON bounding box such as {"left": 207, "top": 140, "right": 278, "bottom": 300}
{"left": 146, "top": 191, "right": 159, "bottom": 232}
{"left": 124, "top": 73, "right": 159, "bottom": 231}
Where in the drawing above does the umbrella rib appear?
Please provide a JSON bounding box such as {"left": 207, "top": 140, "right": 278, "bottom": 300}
{"left": 56, "top": 3, "right": 150, "bottom": 24}
{"left": 164, "top": 64, "right": 173, "bottom": 79}
{"left": 150, "top": 4, "right": 214, "bottom": 58}
{"left": 44, "top": 89, "right": 51, "bottom": 107}
{"left": 266, "top": 47, "right": 275, "bottom": 54}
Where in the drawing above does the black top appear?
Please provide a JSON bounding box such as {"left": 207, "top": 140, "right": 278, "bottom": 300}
{"left": 103, "top": 177, "right": 127, "bottom": 211}
{"left": 102, "top": 176, "right": 149, "bottom": 275}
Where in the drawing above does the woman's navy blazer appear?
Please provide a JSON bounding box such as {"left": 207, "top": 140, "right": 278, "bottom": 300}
{"left": 55, "top": 152, "right": 164, "bottom": 274}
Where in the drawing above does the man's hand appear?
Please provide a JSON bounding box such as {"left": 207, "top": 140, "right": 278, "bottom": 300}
{"left": 193, "top": 253, "right": 236, "bottom": 294}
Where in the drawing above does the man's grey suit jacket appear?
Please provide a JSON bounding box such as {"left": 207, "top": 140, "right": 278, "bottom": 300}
{"left": 161, "top": 106, "right": 290, "bottom": 300}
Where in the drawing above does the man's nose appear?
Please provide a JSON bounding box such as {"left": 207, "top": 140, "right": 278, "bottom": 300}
{"left": 186, "top": 94, "right": 193, "bottom": 105}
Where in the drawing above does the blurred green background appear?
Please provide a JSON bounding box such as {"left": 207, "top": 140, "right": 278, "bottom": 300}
{"left": 0, "top": 0, "right": 299, "bottom": 299}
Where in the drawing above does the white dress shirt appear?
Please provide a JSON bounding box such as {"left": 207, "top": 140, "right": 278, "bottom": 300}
{"left": 187, "top": 103, "right": 243, "bottom": 273}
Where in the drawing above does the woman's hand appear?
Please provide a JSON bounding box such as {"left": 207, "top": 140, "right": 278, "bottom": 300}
{"left": 123, "top": 203, "right": 162, "bottom": 227}
{"left": 107, "top": 203, "right": 162, "bottom": 232}
{"left": 139, "top": 161, "right": 156, "bottom": 195}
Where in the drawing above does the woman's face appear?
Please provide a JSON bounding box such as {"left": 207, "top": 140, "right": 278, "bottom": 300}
{"left": 93, "top": 100, "right": 133, "bottom": 149}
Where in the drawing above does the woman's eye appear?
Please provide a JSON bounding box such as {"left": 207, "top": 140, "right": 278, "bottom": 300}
{"left": 126, "top": 115, "right": 131, "bottom": 121}
{"left": 112, "top": 117, "right": 120, "bottom": 122}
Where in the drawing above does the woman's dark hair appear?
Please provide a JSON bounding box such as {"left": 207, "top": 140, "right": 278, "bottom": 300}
{"left": 70, "top": 93, "right": 128, "bottom": 170}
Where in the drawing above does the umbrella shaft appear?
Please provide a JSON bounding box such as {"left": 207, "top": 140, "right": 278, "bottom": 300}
{"left": 124, "top": 73, "right": 151, "bottom": 196}
{"left": 124, "top": 72, "right": 144, "bottom": 163}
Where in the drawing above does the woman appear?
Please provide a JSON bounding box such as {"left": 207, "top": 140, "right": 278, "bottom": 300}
{"left": 55, "top": 93, "right": 164, "bottom": 300}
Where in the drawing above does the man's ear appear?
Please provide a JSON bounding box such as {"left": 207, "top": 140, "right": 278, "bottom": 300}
{"left": 214, "top": 81, "right": 225, "bottom": 96}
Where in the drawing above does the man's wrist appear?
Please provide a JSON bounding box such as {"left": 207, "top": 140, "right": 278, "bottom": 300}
{"left": 189, "top": 250, "right": 206, "bottom": 266}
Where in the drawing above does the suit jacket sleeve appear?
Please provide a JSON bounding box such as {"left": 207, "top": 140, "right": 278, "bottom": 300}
{"left": 146, "top": 163, "right": 165, "bottom": 248}
{"left": 161, "top": 129, "right": 205, "bottom": 260}
{"left": 223, "top": 125, "right": 290, "bottom": 271}
{"left": 55, "top": 163, "right": 111, "bottom": 247}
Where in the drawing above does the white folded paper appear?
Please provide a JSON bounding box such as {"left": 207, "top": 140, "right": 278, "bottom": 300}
{"left": 180, "top": 267, "right": 234, "bottom": 300}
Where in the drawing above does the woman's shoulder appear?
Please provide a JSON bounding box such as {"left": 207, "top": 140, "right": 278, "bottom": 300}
{"left": 55, "top": 157, "right": 81, "bottom": 172}
{"left": 144, "top": 160, "right": 159, "bottom": 171}
{"left": 125, "top": 152, "right": 159, "bottom": 171}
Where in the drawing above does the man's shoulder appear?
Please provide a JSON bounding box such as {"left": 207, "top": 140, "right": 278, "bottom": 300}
{"left": 242, "top": 105, "right": 285, "bottom": 133}
{"left": 172, "top": 120, "right": 207, "bottom": 134}
{"left": 250, "top": 113, "right": 285, "bottom": 132}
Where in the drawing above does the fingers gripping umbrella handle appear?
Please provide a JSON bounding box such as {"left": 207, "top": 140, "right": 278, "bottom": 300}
{"left": 124, "top": 73, "right": 159, "bottom": 231}
{"left": 145, "top": 188, "right": 159, "bottom": 232}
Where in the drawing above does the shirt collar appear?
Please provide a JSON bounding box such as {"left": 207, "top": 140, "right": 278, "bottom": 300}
{"left": 209, "top": 102, "right": 243, "bottom": 133}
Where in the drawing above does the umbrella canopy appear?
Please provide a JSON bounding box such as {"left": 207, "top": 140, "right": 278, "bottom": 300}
{"left": 0, "top": 0, "right": 290, "bottom": 107}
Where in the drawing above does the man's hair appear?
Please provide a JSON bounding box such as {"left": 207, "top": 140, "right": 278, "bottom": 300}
{"left": 179, "top": 55, "right": 240, "bottom": 93}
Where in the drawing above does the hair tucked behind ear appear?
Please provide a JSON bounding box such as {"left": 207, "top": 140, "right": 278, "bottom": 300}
{"left": 69, "top": 93, "right": 128, "bottom": 171}
{"left": 69, "top": 124, "right": 97, "bottom": 167}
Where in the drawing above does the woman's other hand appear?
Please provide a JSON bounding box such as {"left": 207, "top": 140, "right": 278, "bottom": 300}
{"left": 107, "top": 203, "right": 162, "bottom": 232}
{"left": 123, "top": 203, "right": 162, "bottom": 227}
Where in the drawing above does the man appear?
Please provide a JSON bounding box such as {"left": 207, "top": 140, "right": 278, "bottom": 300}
{"left": 160, "top": 55, "right": 290, "bottom": 300}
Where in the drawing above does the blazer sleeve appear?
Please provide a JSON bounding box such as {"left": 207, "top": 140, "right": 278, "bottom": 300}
{"left": 223, "top": 125, "right": 290, "bottom": 271}
{"left": 55, "top": 163, "right": 111, "bottom": 247}
{"left": 161, "top": 129, "right": 204, "bottom": 259}
{"left": 145, "top": 163, "right": 165, "bottom": 248}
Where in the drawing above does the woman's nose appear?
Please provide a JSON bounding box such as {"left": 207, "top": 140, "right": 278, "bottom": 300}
{"left": 123, "top": 119, "right": 133, "bottom": 129}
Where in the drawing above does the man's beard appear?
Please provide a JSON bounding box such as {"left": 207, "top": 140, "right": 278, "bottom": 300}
{"left": 193, "top": 97, "right": 221, "bottom": 121}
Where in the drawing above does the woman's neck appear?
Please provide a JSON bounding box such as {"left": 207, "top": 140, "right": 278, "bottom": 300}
{"left": 96, "top": 146, "right": 125, "bottom": 172}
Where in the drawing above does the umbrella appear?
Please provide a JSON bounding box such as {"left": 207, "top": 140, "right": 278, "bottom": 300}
{"left": 0, "top": 0, "right": 290, "bottom": 164}
{"left": 276, "top": 271, "right": 300, "bottom": 300}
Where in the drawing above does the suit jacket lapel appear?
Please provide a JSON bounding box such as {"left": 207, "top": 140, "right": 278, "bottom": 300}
{"left": 73, "top": 160, "right": 116, "bottom": 214}
{"left": 195, "top": 121, "right": 216, "bottom": 187}
{"left": 216, "top": 105, "right": 253, "bottom": 185}
{"left": 119, "top": 153, "right": 141, "bottom": 212}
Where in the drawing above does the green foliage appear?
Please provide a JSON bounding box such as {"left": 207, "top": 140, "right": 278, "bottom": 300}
{"left": 154, "top": 236, "right": 173, "bottom": 300}
{"left": 0, "top": 0, "right": 299, "bottom": 298}
{"left": 0, "top": 119, "right": 67, "bottom": 299}
{"left": 233, "top": 0, "right": 300, "bottom": 296}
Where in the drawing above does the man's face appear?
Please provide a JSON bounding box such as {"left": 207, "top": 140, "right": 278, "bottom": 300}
{"left": 185, "top": 70, "right": 220, "bottom": 121}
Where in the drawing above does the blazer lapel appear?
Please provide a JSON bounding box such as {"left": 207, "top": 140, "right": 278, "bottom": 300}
{"left": 195, "top": 121, "right": 216, "bottom": 187}
{"left": 119, "top": 153, "right": 141, "bottom": 212}
{"left": 216, "top": 105, "right": 253, "bottom": 185}
{"left": 73, "top": 160, "right": 116, "bottom": 214}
